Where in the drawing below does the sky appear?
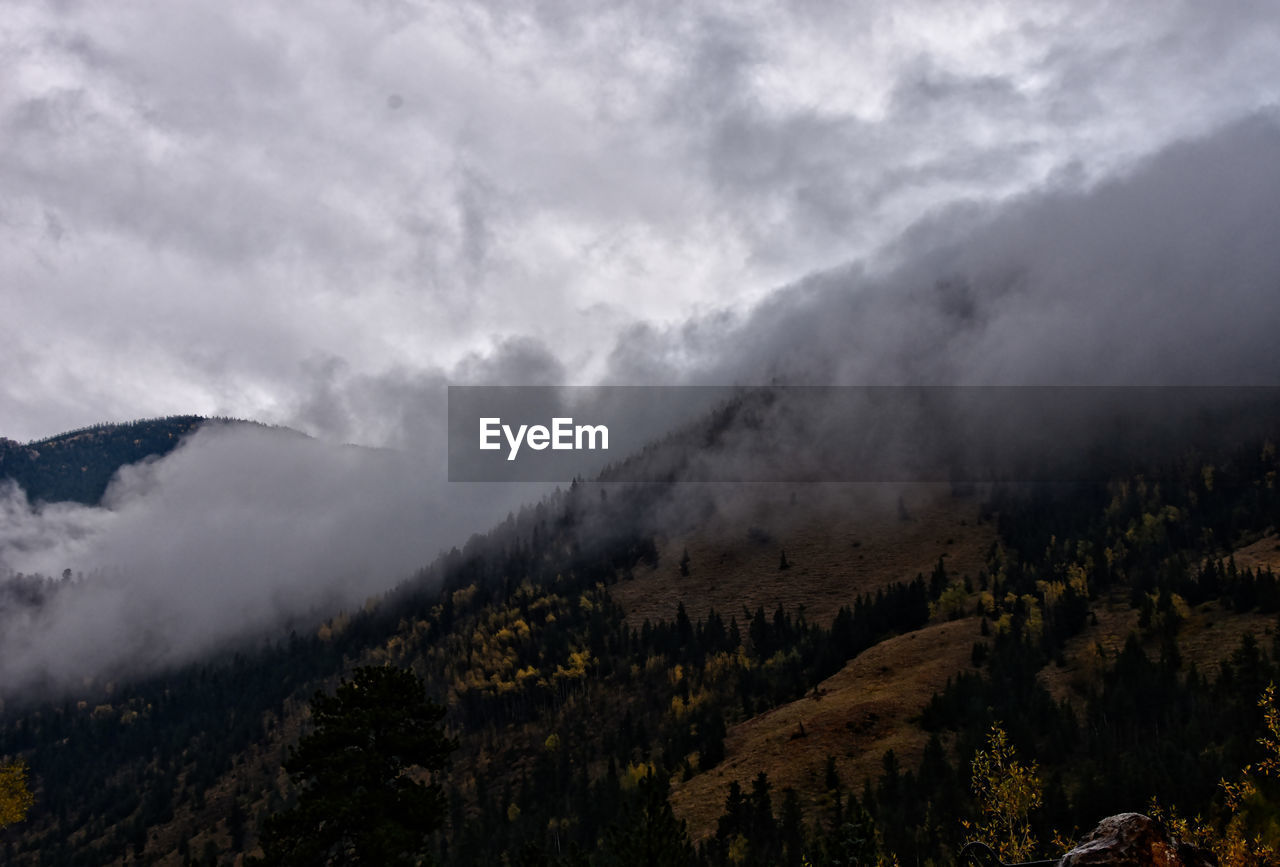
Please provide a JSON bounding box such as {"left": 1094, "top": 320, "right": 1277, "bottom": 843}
{"left": 4, "top": 1, "right": 1280, "bottom": 694}
{"left": 5, "top": 0, "right": 1280, "bottom": 446}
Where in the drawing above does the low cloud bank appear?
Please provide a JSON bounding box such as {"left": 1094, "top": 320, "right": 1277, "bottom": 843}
{"left": 0, "top": 423, "right": 532, "bottom": 696}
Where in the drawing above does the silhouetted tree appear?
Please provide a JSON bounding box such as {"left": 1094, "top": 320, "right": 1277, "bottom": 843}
{"left": 256, "top": 666, "right": 456, "bottom": 866}
{"left": 599, "top": 774, "right": 697, "bottom": 867}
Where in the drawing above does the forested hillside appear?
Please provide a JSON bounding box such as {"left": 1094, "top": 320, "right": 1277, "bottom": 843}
{"left": 0, "top": 418, "right": 208, "bottom": 506}
{"left": 3, "top": 424, "right": 1280, "bottom": 864}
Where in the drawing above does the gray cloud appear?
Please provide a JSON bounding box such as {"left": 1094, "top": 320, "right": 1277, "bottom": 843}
{"left": 4, "top": 1, "right": 1280, "bottom": 441}
{"left": 4, "top": 1, "right": 1280, "bottom": 694}
{"left": 0, "top": 422, "right": 535, "bottom": 695}
{"left": 605, "top": 113, "right": 1280, "bottom": 390}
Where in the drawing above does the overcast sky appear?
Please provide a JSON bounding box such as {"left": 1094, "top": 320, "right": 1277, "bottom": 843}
{"left": 4, "top": 1, "right": 1280, "bottom": 445}
{"left": 5, "top": 1, "right": 1280, "bottom": 694}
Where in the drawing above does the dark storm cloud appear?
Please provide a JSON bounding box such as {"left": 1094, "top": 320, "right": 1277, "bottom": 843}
{"left": 604, "top": 114, "right": 1280, "bottom": 390}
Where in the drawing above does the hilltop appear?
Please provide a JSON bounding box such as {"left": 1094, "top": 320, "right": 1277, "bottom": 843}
{"left": 0, "top": 416, "right": 311, "bottom": 509}
{"left": 1, "top": 417, "right": 210, "bottom": 506}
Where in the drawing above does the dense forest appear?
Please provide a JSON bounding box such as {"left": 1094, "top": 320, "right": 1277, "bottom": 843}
{"left": 2, "top": 416, "right": 1280, "bottom": 864}
{"left": 0, "top": 417, "right": 209, "bottom": 506}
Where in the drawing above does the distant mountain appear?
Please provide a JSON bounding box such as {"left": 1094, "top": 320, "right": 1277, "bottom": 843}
{"left": 0, "top": 416, "right": 213, "bottom": 506}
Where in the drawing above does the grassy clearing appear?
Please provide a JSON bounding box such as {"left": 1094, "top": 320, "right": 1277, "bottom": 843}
{"left": 614, "top": 483, "right": 995, "bottom": 629}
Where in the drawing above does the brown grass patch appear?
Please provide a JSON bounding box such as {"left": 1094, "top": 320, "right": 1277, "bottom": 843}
{"left": 1228, "top": 530, "right": 1280, "bottom": 575}
{"left": 613, "top": 483, "right": 994, "bottom": 630}
{"left": 669, "top": 617, "right": 983, "bottom": 842}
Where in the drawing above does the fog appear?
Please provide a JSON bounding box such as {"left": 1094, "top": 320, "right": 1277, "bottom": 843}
{"left": 4, "top": 113, "right": 1280, "bottom": 697}
{"left": 585, "top": 114, "right": 1280, "bottom": 488}
{"left": 0, "top": 423, "right": 535, "bottom": 696}
{"left": 608, "top": 113, "right": 1280, "bottom": 390}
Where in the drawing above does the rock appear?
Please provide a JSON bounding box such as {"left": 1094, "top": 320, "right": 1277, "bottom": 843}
{"left": 1059, "top": 813, "right": 1216, "bottom": 866}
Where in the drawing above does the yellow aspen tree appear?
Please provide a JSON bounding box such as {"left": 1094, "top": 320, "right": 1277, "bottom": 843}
{"left": 0, "top": 758, "right": 34, "bottom": 828}
{"left": 962, "top": 723, "right": 1042, "bottom": 862}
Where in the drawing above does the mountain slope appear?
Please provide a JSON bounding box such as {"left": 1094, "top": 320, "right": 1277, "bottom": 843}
{"left": 3, "top": 407, "right": 1280, "bottom": 865}
{"left": 0, "top": 417, "right": 207, "bottom": 506}
{"left": 670, "top": 615, "right": 984, "bottom": 842}
{"left": 616, "top": 484, "right": 994, "bottom": 629}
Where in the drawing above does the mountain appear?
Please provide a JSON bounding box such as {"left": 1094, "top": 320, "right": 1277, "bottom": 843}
{"left": 0, "top": 417, "right": 208, "bottom": 506}
{"left": 2, "top": 404, "right": 1280, "bottom": 865}
{"left": 0, "top": 417, "right": 300, "bottom": 508}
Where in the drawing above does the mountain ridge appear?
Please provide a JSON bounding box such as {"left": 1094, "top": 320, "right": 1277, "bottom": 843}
{"left": 0, "top": 416, "right": 317, "bottom": 507}
{"left": 4, "top": 406, "right": 1280, "bottom": 864}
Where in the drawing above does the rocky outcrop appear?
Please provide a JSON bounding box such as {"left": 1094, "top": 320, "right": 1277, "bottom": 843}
{"left": 1059, "top": 813, "right": 1216, "bottom": 866}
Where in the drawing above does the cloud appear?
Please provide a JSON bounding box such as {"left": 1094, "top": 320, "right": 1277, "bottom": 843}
{"left": 605, "top": 112, "right": 1280, "bottom": 390}
{"left": 0, "top": 422, "right": 534, "bottom": 695}
{"left": 4, "top": 2, "right": 1280, "bottom": 695}
{"left": 3, "top": 110, "right": 1279, "bottom": 697}
{"left": 3, "top": 1, "right": 1280, "bottom": 442}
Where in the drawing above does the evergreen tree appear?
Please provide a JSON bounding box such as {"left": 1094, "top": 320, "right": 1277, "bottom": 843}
{"left": 700, "top": 709, "right": 727, "bottom": 771}
{"left": 255, "top": 666, "right": 456, "bottom": 866}
{"left": 598, "top": 774, "right": 697, "bottom": 867}
{"left": 749, "top": 772, "right": 779, "bottom": 862}
{"left": 778, "top": 787, "right": 805, "bottom": 867}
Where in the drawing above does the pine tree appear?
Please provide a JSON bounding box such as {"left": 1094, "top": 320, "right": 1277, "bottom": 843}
{"left": 749, "top": 772, "right": 779, "bottom": 862}
{"left": 700, "top": 709, "right": 727, "bottom": 770}
{"left": 599, "top": 774, "right": 697, "bottom": 867}
{"left": 255, "top": 666, "right": 456, "bottom": 866}
{"left": 778, "top": 788, "right": 805, "bottom": 867}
